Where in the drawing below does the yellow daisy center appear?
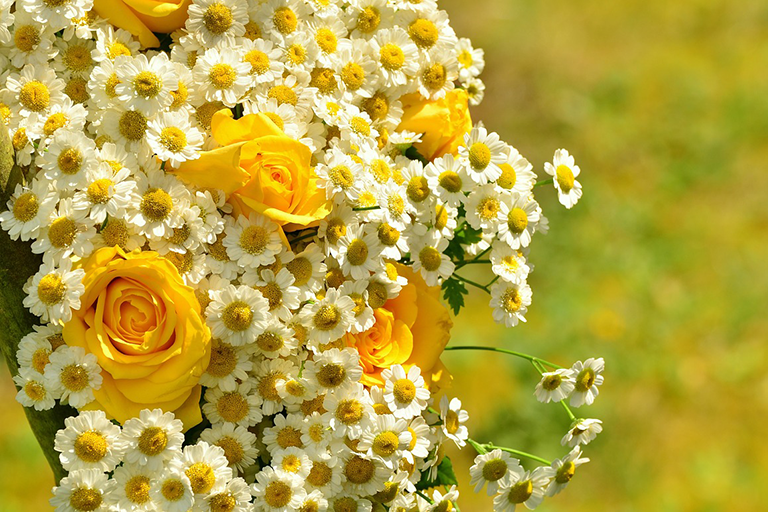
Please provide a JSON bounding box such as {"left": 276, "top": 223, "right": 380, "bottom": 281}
{"left": 24, "top": 380, "right": 47, "bottom": 401}
{"left": 14, "top": 25, "right": 40, "bottom": 53}
{"left": 170, "top": 81, "right": 188, "bottom": 108}
{"left": 325, "top": 268, "right": 345, "bottom": 289}
{"left": 256, "top": 331, "right": 283, "bottom": 352}
{"left": 240, "top": 225, "right": 269, "bottom": 254}
{"left": 317, "top": 363, "right": 346, "bottom": 388}
{"left": 346, "top": 239, "right": 369, "bottom": 266}
{"left": 209, "top": 63, "right": 236, "bottom": 89}
{"left": 105, "top": 73, "right": 120, "bottom": 98}
{"left": 307, "top": 461, "right": 332, "bottom": 487}
{"left": 477, "top": 197, "right": 500, "bottom": 221}
{"left": 216, "top": 436, "right": 244, "bottom": 465}
{"left": 209, "top": 493, "right": 236, "bottom": 512}
{"left": 315, "top": 28, "right": 337, "bottom": 54}
{"left": 556, "top": 461, "right": 576, "bottom": 483}
{"left": 341, "top": 63, "right": 365, "bottom": 90}
{"left": 244, "top": 50, "right": 270, "bottom": 75}
{"left": 336, "top": 399, "right": 364, "bottom": 424}
{"left": 48, "top": 217, "right": 77, "bottom": 248}
{"left": 100, "top": 219, "right": 130, "bottom": 249}
{"left": 69, "top": 487, "right": 102, "bottom": 511}
{"left": 125, "top": 475, "right": 151, "bottom": 504}
{"left": 244, "top": 21, "right": 261, "bottom": 40}
{"left": 445, "top": 410, "right": 460, "bottom": 434}
{"left": 19, "top": 81, "right": 50, "bottom": 112}
{"left": 12, "top": 128, "right": 28, "bottom": 151}
{"left": 497, "top": 163, "right": 517, "bottom": 189}
{"left": 372, "top": 431, "right": 400, "bottom": 457}
{"left": 207, "top": 340, "right": 238, "bottom": 378}
{"left": 133, "top": 71, "right": 162, "bottom": 99}
{"left": 345, "top": 455, "right": 375, "bottom": 484}
{"left": 507, "top": 479, "right": 534, "bottom": 504}
{"left": 159, "top": 126, "right": 187, "bottom": 153}
{"left": 482, "top": 458, "right": 508, "bottom": 482}
{"left": 222, "top": 301, "right": 253, "bottom": 331}
{"left": 264, "top": 481, "right": 292, "bottom": 508}
{"left": 44, "top": 113, "right": 69, "bottom": 136}
{"left": 501, "top": 288, "right": 522, "bottom": 313}
{"left": 186, "top": 462, "right": 216, "bottom": 494}
{"left": 575, "top": 368, "right": 596, "bottom": 392}
{"left": 161, "top": 479, "right": 185, "bottom": 501}
{"left": 273, "top": 7, "right": 298, "bottom": 35}
{"left": 393, "top": 378, "right": 416, "bottom": 403}
{"left": 350, "top": 116, "right": 371, "bottom": 136}
{"left": 58, "top": 147, "right": 82, "bottom": 175}
{"left": 64, "top": 77, "right": 90, "bottom": 103}
{"left": 286, "top": 257, "right": 313, "bottom": 286}
{"left": 137, "top": 426, "right": 168, "bottom": 456}
{"left": 31, "top": 348, "right": 51, "bottom": 373}
{"left": 366, "top": 281, "right": 387, "bottom": 309}
{"left": 84, "top": 179, "right": 112, "bottom": 205}
{"left": 408, "top": 19, "right": 439, "bottom": 48}
{"left": 203, "top": 3, "right": 233, "bottom": 35}
{"left": 286, "top": 43, "right": 307, "bottom": 65}
{"left": 268, "top": 85, "right": 298, "bottom": 106}
{"left": 275, "top": 426, "right": 303, "bottom": 449}
{"left": 119, "top": 110, "right": 148, "bottom": 141}
{"left": 421, "top": 63, "right": 447, "bottom": 91}
{"left": 418, "top": 246, "right": 442, "bottom": 272}
{"left": 74, "top": 430, "right": 108, "bottom": 463}
{"left": 63, "top": 45, "right": 92, "bottom": 74}
{"left": 438, "top": 170, "right": 462, "bottom": 193}
{"left": 61, "top": 364, "right": 89, "bottom": 391}
{"left": 107, "top": 41, "right": 132, "bottom": 60}
{"left": 458, "top": 50, "right": 473, "bottom": 68}
{"left": 140, "top": 188, "right": 173, "bottom": 222}
{"left": 313, "top": 304, "right": 341, "bottom": 331}
{"left": 556, "top": 164, "right": 575, "bottom": 192}
{"left": 13, "top": 192, "right": 38, "bottom": 222}
{"left": 468, "top": 142, "right": 491, "bottom": 170}
{"left": 406, "top": 176, "right": 430, "bottom": 203}
{"left": 357, "top": 7, "right": 381, "bottom": 33}
{"left": 362, "top": 93, "right": 389, "bottom": 123}
{"left": 328, "top": 165, "right": 354, "bottom": 189}
{"left": 195, "top": 101, "right": 225, "bottom": 130}
{"left": 37, "top": 273, "right": 65, "bottom": 305}
{"left": 217, "top": 392, "right": 249, "bottom": 423}
{"left": 310, "top": 67, "right": 337, "bottom": 95}
{"left": 507, "top": 207, "right": 528, "bottom": 234}
{"left": 377, "top": 223, "right": 400, "bottom": 247}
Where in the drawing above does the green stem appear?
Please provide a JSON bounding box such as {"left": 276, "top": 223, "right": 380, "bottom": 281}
{"left": 467, "top": 438, "right": 487, "bottom": 455}
{"left": 456, "top": 259, "right": 490, "bottom": 268}
{"left": 288, "top": 230, "right": 318, "bottom": 245}
{"left": 559, "top": 400, "right": 577, "bottom": 422}
{"left": 487, "top": 444, "right": 552, "bottom": 465}
{"left": 416, "top": 490, "right": 433, "bottom": 504}
{"left": 535, "top": 177, "right": 554, "bottom": 187}
{"left": 444, "top": 345, "right": 563, "bottom": 369}
{"left": 352, "top": 205, "right": 381, "bottom": 211}
{"left": 451, "top": 274, "right": 490, "bottom": 293}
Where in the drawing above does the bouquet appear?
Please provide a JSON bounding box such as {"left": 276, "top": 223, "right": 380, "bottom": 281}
{"left": 0, "top": 0, "right": 604, "bottom": 510}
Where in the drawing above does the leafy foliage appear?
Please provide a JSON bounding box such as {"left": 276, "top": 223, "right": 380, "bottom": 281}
{"left": 442, "top": 277, "right": 468, "bottom": 315}
{"left": 415, "top": 455, "right": 460, "bottom": 490}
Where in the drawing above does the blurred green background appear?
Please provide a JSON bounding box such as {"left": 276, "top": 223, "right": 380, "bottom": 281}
{"left": 3, "top": 0, "right": 768, "bottom": 509}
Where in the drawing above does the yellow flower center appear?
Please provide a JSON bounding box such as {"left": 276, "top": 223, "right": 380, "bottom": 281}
{"left": 240, "top": 225, "right": 270, "bottom": 254}
{"left": 372, "top": 431, "right": 400, "bottom": 457}
{"left": 48, "top": 334, "right": 65, "bottom": 349}
{"left": 507, "top": 207, "right": 528, "bottom": 234}
{"left": 315, "top": 28, "right": 337, "bottom": 54}
{"left": 310, "top": 67, "right": 337, "bottom": 95}
{"left": 61, "top": 364, "right": 89, "bottom": 391}
{"left": 556, "top": 461, "right": 576, "bottom": 483}
{"left": 208, "top": 234, "right": 230, "bottom": 261}
{"left": 328, "top": 165, "right": 354, "bottom": 189}
{"left": 195, "top": 101, "right": 225, "bottom": 130}
{"left": 541, "top": 374, "right": 562, "bottom": 391}
{"left": 44, "top": 113, "right": 69, "bottom": 136}
{"left": 317, "top": 363, "right": 346, "bottom": 388}
{"left": 307, "top": 461, "right": 332, "bottom": 487}
{"left": 408, "top": 19, "right": 439, "bottom": 48}
{"left": 374, "top": 482, "right": 399, "bottom": 504}
{"left": 159, "top": 126, "right": 187, "bottom": 153}
{"left": 268, "top": 85, "right": 298, "bottom": 106}
{"left": 345, "top": 455, "right": 375, "bottom": 484}
{"left": 65, "top": 77, "right": 89, "bottom": 103}
{"left": 244, "top": 21, "right": 261, "bottom": 40}
{"left": 445, "top": 410, "right": 460, "bottom": 434}
{"left": 161, "top": 479, "right": 185, "bottom": 501}
{"left": 100, "top": 219, "right": 130, "bottom": 248}
{"left": 86, "top": 179, "right": 112, "bottom": 205}
{"left": 170, "top": 81, "right": 188, "bottom": 109}
{"left": 419, "top": 246, "right": 442, "bottom": 272}
{"left": 37, "top": 273, "right": 66, "bottom": 305}
{"left": 265, "top": 481, "right": 292, "bottom": 508}
{"left": 137, "top": 426, "right": 168, "bottom": 456}
{"left": 286, "top": 43, "right": 307, "bottom": 65}
{"left": 186, "top": 462, "right": 215, "bottom": 494}
{"left": 325, "top": 218, "right": 347, "bottom": 245}
{"left": 325, "top": 268, "right": 345, "bottom": 289}
{"left": 406, "top": 176, "right": 430, "bottom": 203}
{"left": 477, "top": 197, "right": 500, "bottom": 221}
{"left": 69, "top": 487, "right": 102, "bottom": 511}
{"left": 169, "top": 224, "right": 191, "bottom": 245}
{"left": 207, "top": 340, "right": 238, "bottom": 378}
{"left": 0, "top": 102, "right": 12, "bottom": 124}
{"left": 132, "top": 71, "right": 162, "bottom": 99}
{"left": 366, "top": 281, "right": 387, "bottom": 309}
{"left": 346, "top": 239, "right": 369, "bottom": 266}
{"left": 119, "top": 110, "right": 148, "bottom": 141}
{"left": 203, "top": 3, "right": 233, "bottom": 35}
{"left": 468, "top": 142, "right": 491, "bottom": 170}
{"left": 58, "top": 147, "right": 83, "bottom": 175}
{"left": 217, "top": 392, "right": 249, "bottom": 423}
{"left": 222, "top": 301, "right": 253, "bottom": 331}
{"left": 434, "top": 500, "right": 454, "bottom": 512}
{"left": 244, "top": 50, "right": 270, "bottom": 75}
{"left": 556, "top": 164, "right": 575, "bottom": 192}
{"left": 19, "top": 81, "right": 50, "bottom": 112}
{"left": 313, "top": 304, "right": 341, "bottom": 331}
{"left": 48, "top": 217, "right": 77, "bottom": 248}
{"left": 501, "top": 288, "right": 522, "bottom": 313}
{"left": 350, "top": 116, "right": 371, "bottom": 136}
{"left": 13, "top": 192, "right": 38, "bottom": 222}
{"left": 458, "top": 50, "right": 473, "bottom": 68}
{"left": 507, "top": 479, "right": 534, "bottom": 504}
{"left": 502, "top": 255, "right": 519, "bottom": 271}
{"left": 379, "top": 44, "right": 408, "bottom": 73}
{"left": 333, "top": 497, "right": 358, "bottom": 512}
{"left": 575, "top": 368, "right": 596, "bottom": 392}
{"left": 377, "top": 223, "right": 400, "bottom": 246}
{"left": 256, "top": 331, "right": 283, "bottom": 352}
{"left": 107, "top": 41, "right": 132, "bottom": 60}
{"left": 209, "top": 493, "right": 236, "bottom": 512}
{"left": 482, "top": 458, "right": 508, "bottom": 482}
{"left": 31, "top": 347, "right": 51, "bottom": 373}
{"left": 300, "top": 502, "right": 320, "bottom": 512}
{"left": 281, "top": 454, "right": 302, "bottom": 473}
{"left": 434, "top": 203, "right": 449, "bottom": 230}
{"left": 341, "top": 63, "right": 365, "bottom": 90}
{"left": 336, "top": 399, "right": 364, "bottom": 424}
{"left": 276, "top": 426, "right": 303, "bottom": 449}
{"left": 497, "top": 163, "right": 516, "bottom": 189}
{"left": 436, "top": 170, "right": 461, "bottom": 193}
{"left": 217, "top": 436, "right": 244, "bottom": 465}
{"left": 105, "top": 73, "right": 120, "bottom": 98}
{"left": 393, "top": 379, "right": 416, "bottom": 403}
{"left": 140, "top": 188, "right": 173, "bottom": 221}
{"left": 286, "top": 257, "right": 313, "bottom": 286}
{"left": 74, "top": 430, "right": 108, "bottom": 463}
{"left": 64, "top": 45, "right": 92, "bottom": 73}
{"left": 363, "top": 96, "right": 389, "bottom": 126}
{"left": 24, "top": 380, "right": 47, "bottom": 401}
{"left": 125, "top": 475, "right": 151, "bottom": 504}
{"left": 209, "top": 64, "right": 236, "bottom": 89}
{"left": 357, "top": 7, "right": 381, "bottom": 33}
{"left": 273, "top": 7, "right": 298, "bottom": 35}
{"left": 14, "top": 25, "right": 40, "bottom": 53}
{"left": 12, "top": 128, "right": 28, "bottom": 151}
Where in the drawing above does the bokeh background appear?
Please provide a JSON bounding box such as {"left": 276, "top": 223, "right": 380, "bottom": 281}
{"left": 2, "top": 0, "right": 768, "bottom": 509}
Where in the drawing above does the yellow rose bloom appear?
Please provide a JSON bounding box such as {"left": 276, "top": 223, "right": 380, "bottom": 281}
{"left": 174, "top": 110, "right": 331, "bottom": 240}
{"left": 398, "top": 89, "right": 473, "bottom": 162}
{"left": 62, "top": 247, "right": 211, "bottom": 430}
{"left": 345, "top": 264, "right": 453, "bottom": 390}
{"left": 93, "top": 0, "right": 192, "bottom": 48}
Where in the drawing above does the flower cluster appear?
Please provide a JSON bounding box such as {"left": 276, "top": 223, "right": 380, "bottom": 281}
{"left": 1, "top": 0, "right": 595, "bottom": 510}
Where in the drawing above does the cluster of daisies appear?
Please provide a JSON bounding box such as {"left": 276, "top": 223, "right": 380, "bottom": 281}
{"left": 0, "top": 0, "right": 594, "bottom": 510}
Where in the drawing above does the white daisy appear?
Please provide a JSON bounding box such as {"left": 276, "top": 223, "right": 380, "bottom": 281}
{"left": 126, "top": 170, "right": 191, "bottom": 240}
{"left": 108, "top": 463, "right": 157, "bottom": 511}
{"left": 73, "top": 166, "right": 135, "bottom": 224}
{"left": 382, "top": 365, "right": 430, "bottom": 419}
{"left": 53, "top": 410, "right": 122, "bottom": 472}
{"left": 23, "top": 258, "right": 85, "bottom": 324}
{"left": 27, "top": 97, "right": 88, "bottom": 142}
{"left": 416, "top": 49, "right": 458, "bottom": 100}
{"left": 490, "top": 243, "right": 531, "bottom": 284}
{"left": 534, "top": 368, "right": 576, "bottom": 404}
{"left": 337, "top": 224, "right": 383, "bottom": 280}
{"left": 253, "top": 359, "right": 299, "bottom": 416}
{"left": 0, "top": 180, "right": 58, "bottom": 241}
{"left": 465, "top": 183, "right": 506, "bottom": 233}
{"left": 178, "top": 441, "right": 233, "bottom": 497}
{"left": 199, "top": 338, "right": 253, "bottom": 392}
{"left": 411, "top": 234, "right": 454, "bottom": 287}
{"left": 186, "top": 0, "right": 248, "bottom": 48}
{"left": 202, "top": 381, "right": 264, "bottom": 428}
{"left": 272, "top": 446, "right": 312, "bottom": 479}
{"left": 284, "top": 243, "right": 326, "bottom": 300}
{"left": 469, "top": 449, "right": 522, "bottom": 496}
{"left": 118, "top": 408, "right": 185, "bottom": 471}
{"left": 489, "top": 280, "right": 533, "bottom": 327}
{"left": 456, "top": 37, "right": 485, "bottom": 83}
{"left": 206, "top": 284, "right": 271, "bottom": 346}
{"left": 193, "top": 48, "right": 251, "bottom": 107}
{"left": 44, "top": 346, "right": 102, "bottom": 409}
{"left": 92, "top": 25, "right": 140, "bottom": 63}
{"left": 223, "top": 213, "right": 283, "bottom": 268}
{"left": 340, "top": 451, "right": 390, "bottom": 496}
{"left": 305, "top": 347, "right": 364, "bottom": 393}
{"left": 561, "top": 418, "right": 603, "bottom": 447}
{"left": 200, "top": 423, "right": 259, "bottom": 473}
{"left": 304, "top": 453, "right": 344, "bottom": 496}
{"left": 6, "top": 63, "right": 66, "bottom": 118}
{"left": 439, "top": 395, "right": 469, "bottom": 448}
{"left": 427, "top": 154, "right": 467, "bottom": 207}
{"left": 466, "top": 76, "right": 486, "bottom": 106}
{"left": 497, "top": 193, "right": 541, "bottom": 250}
{"left": 458, "top": 126, "right": 508, "bottom": 185}
{"left": 202, "top": 477, "right": 252, "bottom": 512}
{"left": 358, "top": 414, "right": 411, "bottom": 466}
{"left": 251, "top": 466, "right": 307, "bottom": 512}
{"left": 493, "top": 466, "right": 554, "bottom": 512}
{"left": 547, "top": 447, "right": 590, "bottom": 497}
{"left": 50, "top": 468, "right": 115, "bottom": 512}
{"left": 115, "top": 52, "right": 176, "bottom": 114}
{"left": 497, "top": 146, "right": 537, "bottom": 196}
{"left": 13, "top": 367, "right": 55, "bottom": 410}
{"left": 147, "top": 111, "right": 204, "bottom": 167}
{"left": 6, "top": 11, "right": 57, "bottom": 69}
{"left": 240, "top": 37, "right": 284, "bottom": 84}
{"left": 150, "top": 470, "right": 195, "bottom": 512}
{"left": 544, "top": 148, "right": 583, "bottom": 209}
{"left": 38, "top": 129, "right": 98, "bottom": 191}
{"left": 568, "top": 357, "right": 605, "bottom": 407}
{"left": 21, "top": 0, "right": 92, "bottom": 32}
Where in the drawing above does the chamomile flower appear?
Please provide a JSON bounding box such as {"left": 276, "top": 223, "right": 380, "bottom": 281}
{"left": 456, "top": 37, "right": 485, "bottom": 83}
{"left": 382, "top": 365, "right": 430, "bottom": 419}
{"left": 54, "top": 410, "right": 122, "bottom": 472}
{"left": 534, "top": 369, "right": 576, "bottom": 404}
{"left": 309, "top": 15, "right": 350, "bottom": 67}
{"left": 206, "top": 284, "right": 271, "bottom": 346}
{"left": 493, "top": 466, "right": 554, "bottom": 512}
{"left": 13, "top": 367, "right": 55, "bottom": 410}
{"left": 429, "top": 486, "right": 460, "bottom": 512}
{"left": 412, "top": 234, "right": 454, "bottom": 286}
{"left": 109, "top": 463, "right": 157, "bottom": 511}
{"left": 341, "top": 452, "right": 391, "bottom": 496}
{"left": 547, "top": 447, "right": 590, "bottom": 497}
{"left": 271, "top": 446, "right": 312, "bottom": 479}
{"left": 203, "top": 381, "right": 264, "bottom": 428}
{"left": 202, "top": 477, "right": 252, "bottom": 512}
{"left": 92, "top": 217, "right": 145, "bottom": 252}
{"left": 27, "top": 97, "right": 88, "bottom": 142}
{"left": 465, "top": 183, "right": 506, "bottom": 232}
{"left": 346, "top": 0, "right": 394, "bottom": 39}
{"left": 93, "top": 26, "right": 140, "bottom": 63}
{"left": 16, "top": 323, "right": 64, "bottom": 373}
{"left": 73, "top": 165, "right": 135, "bottom": 224}
{"left": 316, "top": 151, "right": 364, "bottom": 202}
{"left": 427, "top": 154, "right": 467, "bottom": 207}
{"left": 544, "top": 149, "right": 583, "bottom": 209}
{"left": 338, "top": 279, "right": 376, "bottom": 333}
{"left": 21, "top": 0, "right": 92, "bottom": 32}
{"left": 466, "top": 76, "right": 486, "bottom": 106}
{"left": 253, "top": 359, "right": 299, "bottom": 416}
{"left": 417, "top": 49, "right": 458, "bottom": 100}
{"left": 126, "top": 170, "right": 191, "bottom": 239}
{"left": 53, "top": 38, "right": 96, "bottom": 79}
{"left": 178, "top": 441, "right": 233, "bottom": 497}
{"left": 118, "top": 408, "right": 185, "bottom": 471}
{"left": 497, "top": 193, "right": 541, "bottom": 250}
{"left": 240, "top": 37, "right": 284, "bottom": 84}
{"left": 284, "top": 243, "right": 326, "bottom": 300}
{"left": 568, "top": 357, "right": 605, "bottom": 407}
{"left": 469, "top": 449, "right": 522, "bottom": 496}
{"left": 193, "top": 48, "right": 251, "bottom": 107}
{"left": 489, "top": 280, "right": 532, "bottom": 327}
{"left": 324, "top": 384, "right": 375, "bottom": 439}
{"left": 358, "top": 414, "right": 412, "bottom": 466}
{"left": 336, "top": 42, "right": 380, "bottom": 100}
{"left": 6, "top": 63, "right": 66, "bottom": 117}
{"left": 305, "top": 347, "right": 364, "bottom": 393}
{"left": 50, "top": 469, "right": 116, "bottom": 512}
{"left": 304, "top": 453, "right": 344, "bottom": 495}
{"left": 38, "top": 129, "right": 97, "bottom": 190}
{"left": 44, "top": 346, "right": 102, "bottom": 409}
{"left": 497, "top": 146, "right": 537, "bottom": 195}
{"left": 199, "top": 338, "right": 253, "bottom": 392}
{"left": 397, "top": 7, "right": 455, "bottom": 52}
{"left": 300, "top": 288, "right": 356, "bottom": 346}
{"left": 244, "top": 268, "right": 301, "bottom": 322}
{"left": 561, "top": 418, "right": 603, "bottom": 447}
{"left": 147, "top": 111, "right": 204, "bottom": 167}
{"left": 150, "top": 470, "right": 195, "bottom": 512}
{"left": 458, "top": 126, "right": 508, "bottom": 185}
{"left": 0, "top": 181, "right": 58, "bottom": 241}
{"left": 115, "top": 53, "right": 176, "bottom": 114}
{"left": 252, "top": 321, "right": 298, "bottom": 359}
{"left": 251, "top": 466, "right": 307, "bottom": 512}
{"left": 186, "top": 0, "right": 248, "bottom": 48}
{"left": 23, "top": 258, "right": 85, "bottom": 323}
{"left": 490, "top": 243, "right": 531, "bottom": 284}
{"left": 337, "top": 224, "right": 383, "bottom": 279}
{"left": 200, "top": 423, "right": 259, "bottom": 473}
{"left": 224, "top": 213, "right": 283, "bottom": 268}
{"left": 439, "top": 396, "right": 469, "bottom": 448}
{"left": 298, "top": 490, "right": 329, "bottom": 512}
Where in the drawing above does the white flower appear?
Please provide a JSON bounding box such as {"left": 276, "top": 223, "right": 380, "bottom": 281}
{"left": 6, "top": 12, "right": 57, "bottom": 69}
{"left": 465, "top": 183, "right": 506, "bottom": 233}
{"left": 73, "top": 166, "right": 135, "bottom": 224}
{"left": 13, "top": 367, "right": 55, "bottom": 410}
{"left": 340, "top": 451, "right": 391, "bottom": 496}
{"left": 497, "top": 193, "right": 541, "bottom": 250}
{"left": 338, "top": 279, "right": 376, "bottom": 333}
{"left": 27, "top": 97, "right": 88, "bottom": 142}
{"left": 305, "top": 347, "right": 364, "bottom": 393}
{"left": 568, "top": 357, "right": 605, "bottom": 407}
{"left": 284, "top": 243, "right": 326, "bottom": 300}
{"left": 561, "top": 418, "right": 603, "bottom": 447}
{"left": 469, "top": 449, "right": 522, "bottom": 496}
{"left": 108, "top": 463, "right": 157, "bottom": 511}
{"left": 15, "top": 323, "right": 64, "bottom": 374}
{"left": 118, "top": 408, "right": 185, "bottom": 471}
{"left": 200, "top": 423, "right": 259, "bottom": 473}
{"left": 489, "top": 280, "right": 533, "bottom": 328}
{"left": 44, "top": 345, "right": 102, "bottom": 409}
{"left": 439, "top": 395, "right": 469, "bottom": 448}
{"left": 497, "top": 146, "right": 536, "bottom": 195}
{"left": 38, "top": 129, "right": 97, "bottom": 190}
{"left": 272, "top": 446, "right": 313, "bottom": 479}
{"left": 23, "top": 258, "right": 85, "bottom": 323}
{"left": 202, "top": 381, "right": 264, "bottom": 428}
{"left": 382, "top": 365, "right": 430, "bottom": 419}
{"left": 544, "top": 148, "right": 583, "bottom": 209}
{"left": 193, "top": 48, "right": 251, "bottom": 107}
{"left": 429, "top": 485, "right": 460, "bottom": 512}
{"left": 240, "top": 38, "right": 284, "bottom": 84}
{"left": 199, "top": 339, "right": 253, "bottom": 392}
{"left": 456, "top": 37, "right": 485, "bottom": 83}
{"left": 186, "top": 0, "right": 248, "bottom": 48}
{"left": 178, "top": 441, "right": 233, "bottom": 497}
{"left": 300, "top": 288, "right": 356, "bottom": 346}
{"left": 147, "top": 111, "right": 204, "bottom": 167}
{"left": 490, "top": 243, "right": 531, "bottom": 284}
{"left": 411, "top": 233, "right": 454, "bottom": 287}
{"left": 416, "top": 49, "right": 458, "bottom": 100}
{"left": 253, "top": 359, "right": 299, "bottom": 416}
{"left": 546, "top": 447, "right": 589, "bottom": 497}
{"left": 323, "top": 383, "right": 375, "bottom": 440}
{"left": 150, "top": 470, "right": 195, "bottom": 512}
{"left": 93, "top": 25, "right": 140, "bottom": 63}
{"left": 224, "top": 213, "right": 283, "bottom": 268}
{"left": 50, "top": 468, "right": 115, "bottom": 512}
{"left": 206, "top": 284, "right": 271, "bottom": 346}
{"left": 492, "top": 466, "right": 554, "bottom": 511}
{"left": 0, "top": 181, "right": 57, "bottom": 242}
{"left": 243, "top": 268, "right": 301, "bottom": 322}
{"left": 534, "top": 368, "right": 576, "bottom": 404}
{"left": 458, "top": 126, "right": 508, "bottom": 185}
{"left": 358, "top": 414, "right": 411, "bottom": 466}
{"left": 203, "top": 477, "right": 252, "bottom": 512}
{"left": 115, "top": 53, "right": 176, "bottom": 114}
{"left": 427, "top": 154, "right": 467, "bottom": 207}
{"left": 337, "top": 224, "right": 383, "bottom": 280}
{"left": 371, "top": 28, "right": 419, "bottom": 87}
{"left": 126, "top": 170, "right": 191, "bottom": 240}
{"left": 53, "top": 410, "right": 122, "bottom": 472}
{"left": 21, "top": 0, "right": 92, "bottom": 32}
{"left": 250, "top": 466, "right": 307, "bottom": 512}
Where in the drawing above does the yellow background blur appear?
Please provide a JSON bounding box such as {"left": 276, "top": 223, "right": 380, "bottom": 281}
{"left": 3, "top": 0, "right": 768, "bottom": 510}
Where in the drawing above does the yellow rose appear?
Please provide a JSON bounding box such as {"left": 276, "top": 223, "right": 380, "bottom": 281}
{"left": 397, "top": 89, "right": 473, "bottom": 162}
{"left": 174, "top": 110, "right": 331, "bottom": 239}
{"left": 345, "top": 264, "right": 453, "bottom": 390}
{"left": 62, "top": 247, "right": 211, "bottom": 430}
{"left": 93, "top": 0, "right": 192, "bottom": 48}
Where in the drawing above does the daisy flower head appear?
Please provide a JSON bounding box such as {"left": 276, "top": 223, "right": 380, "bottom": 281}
{"left": 489, "top": 280, "right": 532, "bottom": 328}
{"left": 271, "top": 446, "right": 312, "bottom": 479}
{"left": 53, "top": 410, "right": 122, "bottom": 472}
{"left": 126, "top": 170, "right": 191, "bottom": 240}
{"left": 490, "top": 242, "right": 531, "bottom": 284}
{"left": 6, "top": 10, "right": 57, "bottom": 69}
{"left": 244, "top": 268, "right": 301, "bottom": 322}
{"left": 0, "top": 181, "right": 58, "bottom": 241}
{"left": 458, "top": 126, "right": 508, "bottom": 185}
{"left": 6, "top": 63, "right": 66, "bottom": 118}
{"left": 469, "top": 448, "right": 522, "bottom": 496}
{"left": 206, "top": 284, "right": 271, "bottom": 346}
{"left": 186, "top": 0, "right": 248, "bottom": 48}
{"left": 492, "top": 465, "right": 555, "bottom": 512}
{"left": 544, "top": 148, "right": 583, "bottom": 209}
{"left": 73, "top": 165, "right": 135, "bottom": 224}
{"left": 397, "top": 7, "right": 456, "bottom": 53}
{"left": 251, "top": 466, "right": 307, "bottom": 512}
{"left": 561, "top": 418, "right": 603, "bottom": 447}
{"left": 240, "top": 37, "right": 285, "bottom": 84}
{"left": 439, "top": 395, "right": 469, "bottom": 448}
{"left": 13, "top": 366, "right": 55, "bottom": 411}
{"left": 200, "top": 423, "right": 259, "bottom": 473}
{"left": 465, "top": 183, "right": 507, "bottom": 233}
{"left": 427, "top": 153, "right": 467, "bottom": 207}
{"left": 108, "top": 463, "right": 157, "bottom": 511}
{"left": 284, "top": 242, "right": 326, "bottom": 300}
{"left": 93, "top": 25, "right": 140, "bottom": 63}
{"left": 44, "top": 345, "right": 102, "bottom": 409}
{"left": 340, "top": 452, "right": 391, "bottom": 496}
{"left": 27, "top": 97, "right": 88, "bottom": 142}
{"left": 382, "top": 364, "right": 430, "bottom": 419}
{"left": 370, "top": 27, "right": 419, "bottom": 88}
{"left": 466, "top": 76, "right": 487, "bottom": 106}
{"left": 335, "top": 40, "right": 381, "bottom": 100}
{"left": 193, "top": 47, "right": 251, "bottom": 107}
{"left": 547, "top": 447, "right": 590, "bottom": 497}
{"left": 114, "top": 52, "right": 176, "bottom": 114}
{"left": 150, "top": 469, "right": 195, "bottom": 512}
{"left": 300, "top": 287, "right": 356, "bottom": 346}
{"left": 15, "top": 323, "right": 65, "bottom": 373}
{"left": 147, "top": 110, "right": 204, "bottom": 167}
{"left": 429, "top": 485, "right": 460, "bottom": 512}
{"left": 358, "top": 414, "right": 412, "bottom": 465}
{"left": 23, "top": 258, "right": 85, "bottom": 324}
{"left": 203, "top": 477, "right": 253, "bottom": 512}
{"left": 323, "top": 383, "right": 375, "bottom": 440}
{"left": 38, "top": 128, "right": 98, "bottom": 190}
{"left": 251, "top": 319, "right": 298, "bottom": 358}
{"left": 50, "top": 468, "right": 116, "bottom": 512}
{"left": 497, "top": 146, "right": 537, "bottom": 196}
{"left": 316, "top": 149, "right": 364, "bottom": 202}
{"left": 253, "top": 358, "right": 299, "bottom": 416}
{"left": 417, "top": 49, "right": 459, "bottom": 100}
{"left": 497, "top": 192, "right": 541, "bottom": 250}
{"left": 223, "top": 213, "right": 283, "bottom": 268}
{"left": 346, "top": 0, "right": 395, "bottom": 39}
{"left": 568, "top": 357, "right": 605, "bottom": 407}
{"left": 305, "top": 347, "right": 363, "bottom": 393}
{"left": 411, "top": 233, "right": 454, "bottom": 287}
{"left": 338, "top": 279, "right": 376, "bottom": 333}
{"left": 534, "top": 368, "right": 576, "bottom": 404}
{"left": 202, "top": 381, "right": 264, "bottom": 428}
{"left": 337, "top": 223, "right": 383, "bottom": 280}
{"left": 178, "top": 441, "right": 233, "bottom": 497}
{"left": 118, "top": 408, "right": 185, "bottom": 471}
{"left": 20, "top": 0, "right": 93, "bottom": 32}
{"left": 456, "top": 37, "right": 485, "bottom": 84}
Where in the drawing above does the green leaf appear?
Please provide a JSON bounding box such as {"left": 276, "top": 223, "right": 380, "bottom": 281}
{"left": 404, "top": 145, "right": 429, "bottom": 165}
{"left": 442, "top": 277, "right": 468, "bottom": 315}
{"left": 415, "top": 456, "right": 460, "bottom": 490}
